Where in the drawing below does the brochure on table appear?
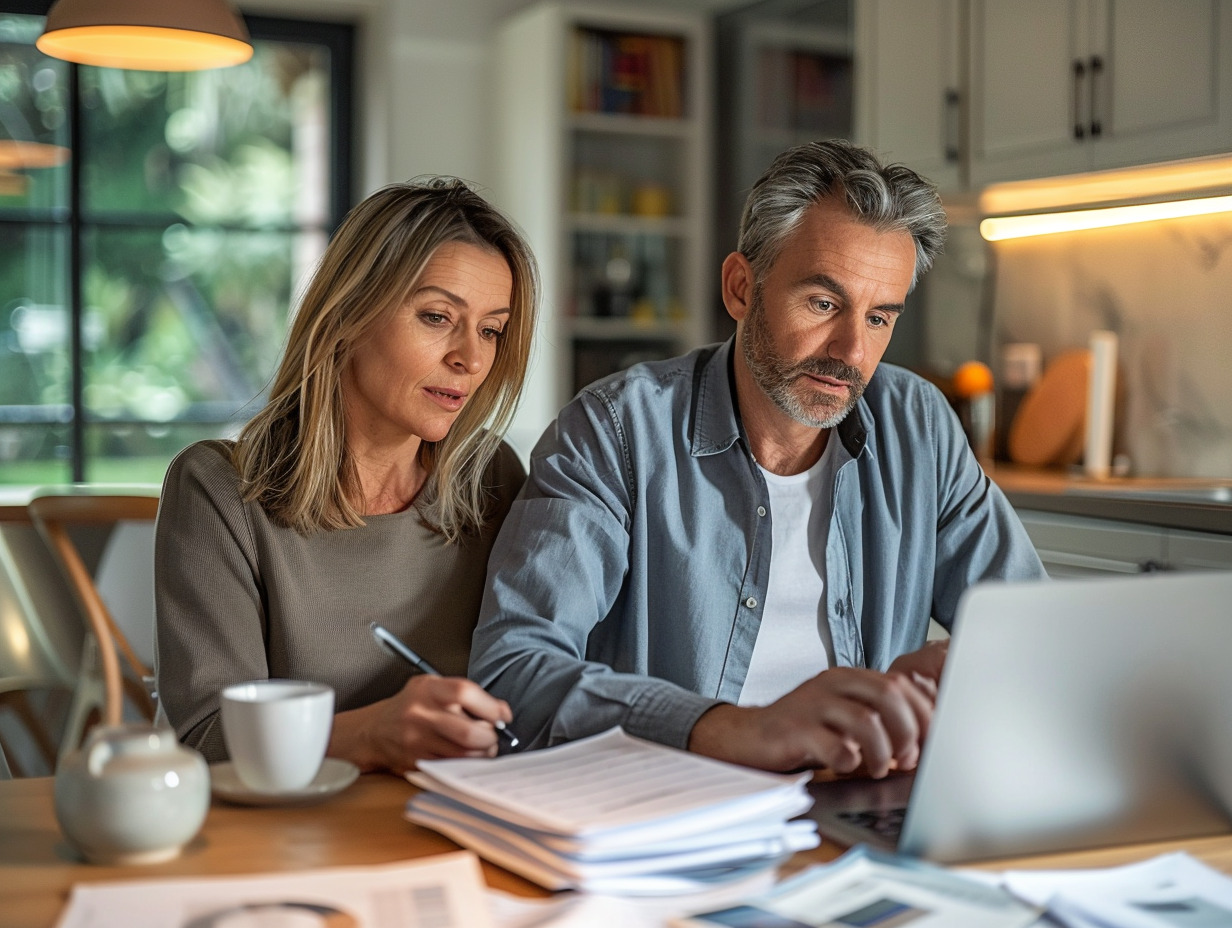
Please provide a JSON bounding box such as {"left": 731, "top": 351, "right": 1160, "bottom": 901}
{"left": 672, "top": 847, "right": 1042, "bottom": 928}
{"left": 54, "top": 852, "right": 493, "bottom": 928}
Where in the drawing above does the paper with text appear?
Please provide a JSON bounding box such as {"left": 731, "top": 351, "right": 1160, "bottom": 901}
{"left": 409, "top": 727, "right": 809, "bottom": 837}
{"left": 55, "top": 852, "right": 493, "bottom": 928}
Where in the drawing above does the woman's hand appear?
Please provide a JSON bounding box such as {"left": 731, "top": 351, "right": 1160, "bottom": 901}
{"left": 327, "top": 675, "right": 513, "bottom": 774}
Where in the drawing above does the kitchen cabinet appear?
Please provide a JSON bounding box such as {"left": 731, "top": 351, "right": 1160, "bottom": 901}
{"left": 854, "top": 0, "right": 1232, "bottom": 191}
{"left": 853, "top": 0, "right": 963, "bottom": 191}
{"left": 1016, "top": 509, "right": 1166, "bottom": 577}
{"left": 491, "top": 2, "right": 711, "bottom": 453}
{"left": 1016, "top": 509, "right": 1232, "bottom": 577}
{"left": 1166, "top": 530, "right": 1232, "bottom": 572}
{"left": 968, "top": 0, "right": 1232, "bottom": 185}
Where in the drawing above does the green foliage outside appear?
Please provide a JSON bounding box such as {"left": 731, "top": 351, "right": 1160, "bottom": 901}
{"left": 0, "top": 14, "right": 330, "bottom": 484}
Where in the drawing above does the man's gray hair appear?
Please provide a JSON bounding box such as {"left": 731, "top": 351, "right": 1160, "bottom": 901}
{"left": 738, "top": 139, "right": 947, "bottom": 289}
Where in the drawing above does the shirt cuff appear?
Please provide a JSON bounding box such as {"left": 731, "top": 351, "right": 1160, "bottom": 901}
{"left": 624, "top": 684, "right": 726, "bottom": 751}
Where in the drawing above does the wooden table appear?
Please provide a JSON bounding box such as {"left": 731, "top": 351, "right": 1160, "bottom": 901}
{"left": 3, "top": 774, "right": 1232, "bottom": 928}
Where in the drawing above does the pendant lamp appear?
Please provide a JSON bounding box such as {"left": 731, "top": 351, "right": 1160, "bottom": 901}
{"left": 36, "top": 0, "right": 252, "bottom": 71}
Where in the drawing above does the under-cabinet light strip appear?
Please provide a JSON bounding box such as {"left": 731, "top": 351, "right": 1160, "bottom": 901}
{"left": 980, "top": 194, "right": 1232, "bottom": 241}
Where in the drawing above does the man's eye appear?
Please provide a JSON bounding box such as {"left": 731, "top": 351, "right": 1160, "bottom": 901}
{"left": 811, "top": 298, "right": 834, "bottom": 312}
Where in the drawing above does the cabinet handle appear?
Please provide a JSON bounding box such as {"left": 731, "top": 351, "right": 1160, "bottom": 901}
{"left": 944, "top": 88, "right": 960, "bottom": 162}
{"left": 1089, "top": 55, "right": 1104, "bottom": 137}
{"left": 1072, "top": 59, "right": 1086, "bottom": 139}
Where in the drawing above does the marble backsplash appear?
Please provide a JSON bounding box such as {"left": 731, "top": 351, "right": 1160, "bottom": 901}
{"left": 989, "top": 210, "right": 1232, "bottom": 479}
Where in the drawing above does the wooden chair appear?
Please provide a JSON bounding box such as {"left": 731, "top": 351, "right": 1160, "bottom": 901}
{"left": 0, "top": 502, "right": 83, "bottom": 775}
{"left": 27, "top": 493, "right": 160, "bottom": 750}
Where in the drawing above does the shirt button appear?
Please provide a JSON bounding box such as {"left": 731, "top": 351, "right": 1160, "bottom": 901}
{"left": 757, "top": 506, "right": 766, "bottom": 517}
{"left": 745, "top": 597, "right": 758, "bottom": 609}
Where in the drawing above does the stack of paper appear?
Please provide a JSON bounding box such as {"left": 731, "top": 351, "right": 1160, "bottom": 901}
{"left": 405, "top": 727, "right": 819, "bottom": 895}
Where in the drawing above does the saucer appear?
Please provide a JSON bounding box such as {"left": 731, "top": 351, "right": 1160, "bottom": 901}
{"left": 210, "top": 758, "right": 359, "bottom": 806}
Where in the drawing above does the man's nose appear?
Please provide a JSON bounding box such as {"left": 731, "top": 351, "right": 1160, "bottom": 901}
{"left": 826, "top": 314, "right": 866, "bottom": 368}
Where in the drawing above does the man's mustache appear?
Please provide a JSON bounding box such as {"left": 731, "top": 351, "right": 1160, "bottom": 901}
{"left": 789, "top": 357, "right": 865, "bottom": 389}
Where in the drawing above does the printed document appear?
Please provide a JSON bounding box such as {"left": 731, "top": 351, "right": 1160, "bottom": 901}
{"left": 55, "top": 851, "right": 493, "bottom": 928}
{"left": 672, "top": 847, "right": 1041, "bottom": 928}
{"left": 999, "top": 851, "right": 1232, "bottom": 928}
{"left": 406, "top": 727, "right": 818, "bottom": 893}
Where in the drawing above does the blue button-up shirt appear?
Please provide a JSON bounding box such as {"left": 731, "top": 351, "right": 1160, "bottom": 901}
{"left": 470, "top": 339, "right": 1046, "bottom": 751}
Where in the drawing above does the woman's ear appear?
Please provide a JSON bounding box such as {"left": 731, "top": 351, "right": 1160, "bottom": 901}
{"left": 721, "top": 252, "right": 754, "bottom": 323}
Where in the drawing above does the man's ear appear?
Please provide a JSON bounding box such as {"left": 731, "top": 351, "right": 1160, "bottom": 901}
{"left": 721, "top": 252, "right": 755, "bottom": 324}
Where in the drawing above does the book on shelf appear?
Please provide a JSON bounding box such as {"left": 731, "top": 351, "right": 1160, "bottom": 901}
{"left": 404, "top": 727, "right": 819, "bottom": 895}
{"left": 570, "top": 27, "right": 686, "bottom": 119}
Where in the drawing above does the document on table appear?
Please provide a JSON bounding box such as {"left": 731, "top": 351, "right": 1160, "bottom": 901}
{"left": 672, "top": 847, "right": 1042, "bottom": 928}
{"left": 408, "top": 727, "right": 811, "bottom": 838}
{"left": 55, "top": 851, "right": 493, "bottom": 928}
{"left": 405, "top": 727, "right": 818, "bottom": 894}
{"left": 998, "top": 851, "right": 1232, "bottom": 928}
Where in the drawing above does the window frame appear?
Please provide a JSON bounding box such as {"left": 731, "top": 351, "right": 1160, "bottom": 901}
{"left": 0, "top": 2, "right": 355, "bottom": 481}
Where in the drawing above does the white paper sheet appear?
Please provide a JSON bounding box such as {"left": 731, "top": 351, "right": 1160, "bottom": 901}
{"left": 672, "top": 848, "right": 1042, "bottom": 928}
{"left": 1001, "top": 851, "right": 1232, "bottom": 928}
{"left": 55, "top": 852, "right": 493, "bottom": 928}
{"left": 409, "top": 728, "right": 809, "bottom": 837}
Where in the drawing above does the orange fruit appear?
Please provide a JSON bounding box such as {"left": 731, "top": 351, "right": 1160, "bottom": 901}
{"left": 952, "top": 360, "right": 994, "bottom": 397}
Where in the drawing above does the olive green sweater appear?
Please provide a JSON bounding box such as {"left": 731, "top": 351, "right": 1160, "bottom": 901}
{"left": 154, "top": 439, "right": 525, "bottom": 763}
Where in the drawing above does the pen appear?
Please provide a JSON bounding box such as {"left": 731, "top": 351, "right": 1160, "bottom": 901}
{"left": 369, "top": 622, "right": 520, "bottom": 749}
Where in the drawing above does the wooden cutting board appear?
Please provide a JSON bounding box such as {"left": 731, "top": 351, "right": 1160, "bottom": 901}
{"left": 1007, "top": 348, "right": 1091, "bottom": 467}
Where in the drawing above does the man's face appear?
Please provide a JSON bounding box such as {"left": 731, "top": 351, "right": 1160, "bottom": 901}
{"left": 733, "top": 197, "right": 917, "bottom": 430}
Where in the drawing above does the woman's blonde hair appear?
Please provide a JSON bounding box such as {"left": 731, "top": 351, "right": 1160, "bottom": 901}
{"left": 233, "top": 177, "right": 538, "bottom": 540}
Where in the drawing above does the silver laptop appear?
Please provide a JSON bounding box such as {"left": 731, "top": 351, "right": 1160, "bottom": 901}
{"left": 807, "top": 570, "right": 1232, "bottom": 862}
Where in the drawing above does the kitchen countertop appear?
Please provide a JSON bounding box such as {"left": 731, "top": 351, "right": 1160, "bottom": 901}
{"left": 990, "top": 465, "right": 1232, "bottom": 535}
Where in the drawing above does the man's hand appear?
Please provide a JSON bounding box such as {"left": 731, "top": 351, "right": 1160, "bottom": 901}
{"left": 888, "top": 639, "right": 949, "bottom": 703}
{"left": 687, "top": 667, "right": 934, "bottom": 777}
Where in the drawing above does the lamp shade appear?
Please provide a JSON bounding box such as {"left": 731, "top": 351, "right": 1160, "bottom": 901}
{"left": 36, "top": 0, "right": 252, "bottom": 71}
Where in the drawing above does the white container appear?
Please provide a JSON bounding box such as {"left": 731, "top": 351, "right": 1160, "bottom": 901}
{"left": 1084, "top": 330, "right": 1119, "bottom": 479}
{"left": 54, "top": 723, "right": 209, "bottom": 865}
{"left": 221, "top": 679, "right": 334, "bottom": 793}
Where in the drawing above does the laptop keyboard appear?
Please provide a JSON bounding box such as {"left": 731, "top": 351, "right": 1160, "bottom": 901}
{"left": 837, "top": 807, "right": 907, "bottom": 840}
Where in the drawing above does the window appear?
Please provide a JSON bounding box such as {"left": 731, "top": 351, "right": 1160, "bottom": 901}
{"left": 0, "top": 4, "right": 353, "bottom": 483}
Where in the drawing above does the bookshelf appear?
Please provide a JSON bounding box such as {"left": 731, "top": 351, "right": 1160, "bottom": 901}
{"left": 715, "top": 13, "right": 853, "bottom": 337}
{"left": 492, "top": 2, "right": 712, "bottom": 454}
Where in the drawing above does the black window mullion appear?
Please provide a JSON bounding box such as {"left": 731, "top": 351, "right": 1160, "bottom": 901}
{"left": 67, "top": 60, "right": 83, "bottom": 481}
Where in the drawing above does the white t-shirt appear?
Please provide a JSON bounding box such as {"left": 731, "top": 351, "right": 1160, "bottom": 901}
{"left": 738, "top": 437, "right": 841, "bottom": 707}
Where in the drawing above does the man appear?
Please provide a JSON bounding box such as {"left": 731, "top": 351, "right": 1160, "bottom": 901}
{"left": 470, "top": 140, "right": 1046, "bottom": 777}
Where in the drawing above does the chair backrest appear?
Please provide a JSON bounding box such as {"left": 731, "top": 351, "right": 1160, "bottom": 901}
{"left": 27, "top": 494, "right": 160, "bottom": 730}
{"left": 0, "top": 504, "right": 82, "bottom": 689}
{"left": 0, "top": 503, "right": 85, "bottom": 773}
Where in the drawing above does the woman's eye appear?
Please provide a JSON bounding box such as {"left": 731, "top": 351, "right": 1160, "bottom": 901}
{"left": 481, "top": 326, "right": 505, "bottom": 341}
{"left": 420, "top": 311, "right": 448, "bottom": 326}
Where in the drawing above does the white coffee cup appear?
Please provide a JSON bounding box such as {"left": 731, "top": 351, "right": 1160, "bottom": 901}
{"left": 220, "top": 680, "right": 334, "bottom": 793}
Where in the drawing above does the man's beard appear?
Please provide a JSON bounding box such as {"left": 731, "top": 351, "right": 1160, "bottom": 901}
{"left": 741, "top": 288, "right": 867, "bottom": 429}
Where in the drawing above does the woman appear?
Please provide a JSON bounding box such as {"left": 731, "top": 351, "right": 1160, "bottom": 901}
{"left": 154, "top": 178, "right": 538, "bottom": 774}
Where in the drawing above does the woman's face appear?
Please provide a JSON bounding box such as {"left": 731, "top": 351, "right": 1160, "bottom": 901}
{"left": 343, "top": 241, "right": 514, "bottom": 448}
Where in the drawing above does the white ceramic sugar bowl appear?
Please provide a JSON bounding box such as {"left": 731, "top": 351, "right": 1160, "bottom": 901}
{"left": 54, "top": 723, "right": 210, "bottom": 865}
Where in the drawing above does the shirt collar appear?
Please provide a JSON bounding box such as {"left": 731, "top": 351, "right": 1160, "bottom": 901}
{"left": 690, "top": 337, "right": 871, "bottom": 460}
